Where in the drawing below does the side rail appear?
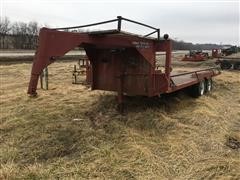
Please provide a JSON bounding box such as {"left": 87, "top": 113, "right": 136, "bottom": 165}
{"left": 170, "top": 67, "right": 221, "bottom": 78}
{"left": 170, "top": 67, "right": 221, "bottom": 87}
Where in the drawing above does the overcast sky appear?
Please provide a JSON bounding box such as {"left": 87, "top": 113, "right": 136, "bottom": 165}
{"left": 1, "top": 0, "right": 239, "bottom": 45}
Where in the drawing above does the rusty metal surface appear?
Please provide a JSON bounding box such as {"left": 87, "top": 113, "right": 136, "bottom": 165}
{"left": 27, "top": 17, "right": 220, "bottom": 106}
{"left": 27, "top": 27, "right": 161, "bottom": 96}
{"left": 169, "top": 68, "right": 220, "bottom": 92}
{"left": 182, "top": 54, "right": 207, "bottom": 62}
{"left": 212, "top": 49, "right": 222, "bottom": 58}
{"left": 181, "top": 50, "right": 209, "bottom": 62}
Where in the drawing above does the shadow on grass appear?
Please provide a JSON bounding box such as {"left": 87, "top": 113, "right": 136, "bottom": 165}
{"left": 84, "top": 89, "right": 198, "bottom": 135}
{"left": 89, "top": 88, "right": 197, "bottom": 114}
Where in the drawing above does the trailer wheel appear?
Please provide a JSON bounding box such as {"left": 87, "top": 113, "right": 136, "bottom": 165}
{"left": 233, "top": 62, "right": 240, "bottom": 70}
{"left": 190, "top": 81, "right": 205, "bottom": 97}
{"left": 205, "top": 78, "right": 213, "bottom": 92}
{"left": 220, "top": 60, "right": 232, "bottom": 69}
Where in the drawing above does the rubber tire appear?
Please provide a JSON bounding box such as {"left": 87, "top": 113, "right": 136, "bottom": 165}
{"left": 190, "top": 81, "right": 205, "bottom": 97}
{"left": 233, "top": 62, "right": 240, "bottom": 70}
{"left": 205, "top": 78, "right": 213, "bottom": 92}
{"left": 220, "top": 60, "right": 232, "bottom": 69}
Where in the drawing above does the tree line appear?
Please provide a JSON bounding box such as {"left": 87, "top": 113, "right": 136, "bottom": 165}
{"left": 0, "top": 17, "right": 39, "bottom": 49}
{"left": 172, "top": 40, "right": 226, "bottom": 51}
{"left": 0, "top": 16, "right": 229, "bottom": 50}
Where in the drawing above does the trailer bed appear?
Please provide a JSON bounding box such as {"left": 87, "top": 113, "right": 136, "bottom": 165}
{"left": 168, "top": 67, "right": 220, "bottom": 93}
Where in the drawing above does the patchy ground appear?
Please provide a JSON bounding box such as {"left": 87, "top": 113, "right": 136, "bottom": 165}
{"left": 0, "top": 55, "right": 240, "bottom": 179}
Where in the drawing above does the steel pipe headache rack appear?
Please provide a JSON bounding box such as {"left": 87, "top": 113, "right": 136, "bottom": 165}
{"left": 52, "top": 16, "right": 160, "bottom": 40}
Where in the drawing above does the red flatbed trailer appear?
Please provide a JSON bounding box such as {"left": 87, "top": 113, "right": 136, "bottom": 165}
{"left": 27, "top": 17, "right": 220, "bottom": 110}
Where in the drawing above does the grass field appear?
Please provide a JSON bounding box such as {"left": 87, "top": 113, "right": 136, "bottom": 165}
{"left": 0, "top": 56, "right": 240, "bottom": 179}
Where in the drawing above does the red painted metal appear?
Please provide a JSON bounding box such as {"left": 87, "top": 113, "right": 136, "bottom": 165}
{"left": 182, "top": 50, "right": 209, "bottom": 62}
{"left": 182, "top": 54, "right": 206, "bottom": 61}
{"left": 212, "top": 49, "right": 222, "bottom": 58}
{"left": 27, "top": 17, "right": 220, "bottom": 107}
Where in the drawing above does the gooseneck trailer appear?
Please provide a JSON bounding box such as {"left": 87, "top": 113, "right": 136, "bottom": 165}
{"left": 28, "top": 16, "right": 220, "bottom": 110}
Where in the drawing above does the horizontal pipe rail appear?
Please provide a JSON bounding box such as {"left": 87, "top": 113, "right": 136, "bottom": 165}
{"left": 119, "top": 16, "right": 160, "bottom": 40}
{"left": 120, "top": 17, "right": 158, "bottom": 30}
{"left": 144, "top": 29, "right": 158, "bottom": 37}
{"left": 170, "top": 67, "right": 220, "bottom": 78}
{"left": 52, "top": 19, "right": 118, "bottom": 30}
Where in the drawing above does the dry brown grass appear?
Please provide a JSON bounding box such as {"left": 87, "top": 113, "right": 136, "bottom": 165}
{"left": 0, "top": 57, "right": 240, "bottom": 179}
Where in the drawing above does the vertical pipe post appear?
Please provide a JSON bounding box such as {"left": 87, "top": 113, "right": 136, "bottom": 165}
{"left": 86, "top": 58, "right": 91, "bottom": 84}
{"left": 44, "top": 67, "right": 48, "bottom": 90}
{"left": 78, "top": 58, "right": 81, "bottom": 68}
{"left": 157, "top": 29, "right": 160, "bottom": 40}
{"left": 165, "top": 40, "right": 172, "bottom": 88}
{"left": 117, "top": 74, "right": 124, "bottom": 113}
{"left": 117, "top": 16, "right": 122, "bottom": 31}
{"left": 73, "top": 65, "right": 77, "bottom": 84}
{"left": 40, "top": 72, "right": 43, "bottom": 89}
{"left": 116, "top": 53, "right": 124, "bottom": 113}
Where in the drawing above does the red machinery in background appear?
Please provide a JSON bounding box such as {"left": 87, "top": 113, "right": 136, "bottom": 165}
{"left": 211, "top": 49, "right": 240, "bottom": 70}
{"left": 182, "top": 50, "right": 209, "bottom": 61}
{"left": 212, "top": 49, "right": 222, "bottom": 58}
{"left": 28, "top": 17, "right": 220, "bottom": 110}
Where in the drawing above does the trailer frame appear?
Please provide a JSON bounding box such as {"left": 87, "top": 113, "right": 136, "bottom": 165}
{"left": 27, "top": 16, "right": 221, "bottom": 110}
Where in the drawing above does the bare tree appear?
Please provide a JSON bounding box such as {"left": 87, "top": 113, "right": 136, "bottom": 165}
{"left": 27, "top": 21, "right": 39, "bottom": 49}
{"left": 11, "top": 22, "right": 28, "bottom": 49}
{"left": 11, "top": 21, "right": 40, "bottom": 49}
{"left": 11, "top": 22, "right": 21, "bottom": 49}
{"left": 0, "top": 17, "right": 11, "bottom": 48}
{"left": 28, "top": 21, "right": 39, "bottom": 35}
{"left": 20, "top": 22, "right": 28, "bottom": 49}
